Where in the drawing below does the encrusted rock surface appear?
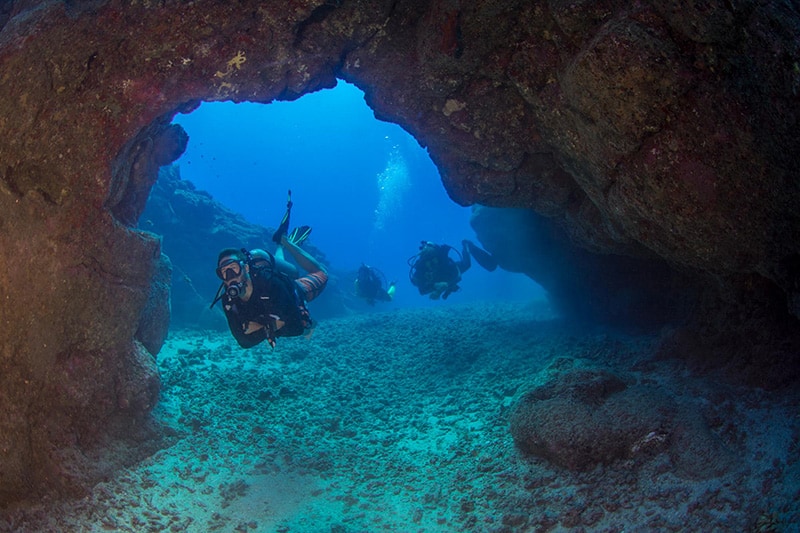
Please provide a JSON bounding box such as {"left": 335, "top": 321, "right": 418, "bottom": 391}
{"left": 0, "top": 0, "right": 798, "bottom": 502}
{"left": 510, "top": 368, "right": 735, "bottom": 478}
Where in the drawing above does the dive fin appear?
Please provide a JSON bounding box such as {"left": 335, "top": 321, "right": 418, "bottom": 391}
{"left": 465, "top": 240, "right": 498, "bottom": 272}
{"left": 288, "top": 225, "right": 312, "bottom": 246}
{"left": 272, "top": 189, "right": 293, "bottom": 244}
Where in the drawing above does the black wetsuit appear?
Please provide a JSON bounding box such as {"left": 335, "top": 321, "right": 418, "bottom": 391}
{"left": 356, "top": 266, "right": 392, "bottom": 305}
{"left": 410, "top": 243, "right": 471, "bottom": 299}
{"left": 222, "top": 271, "right": 310, "bottom": 349}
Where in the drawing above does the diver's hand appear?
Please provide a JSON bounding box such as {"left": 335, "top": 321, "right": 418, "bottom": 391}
{"left": 244, "top": 321, "right": 265, "bottom": 334}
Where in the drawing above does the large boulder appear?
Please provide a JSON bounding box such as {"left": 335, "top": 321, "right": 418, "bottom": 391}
{"left": 510, "top": 368, "right": 735, "bottom": 479}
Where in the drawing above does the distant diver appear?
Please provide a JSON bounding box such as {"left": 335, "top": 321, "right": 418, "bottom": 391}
{"left": 408, "top": 239, "right": 497, "bottom": 300}
{"left": 355, "top": 264, "right": 396, "bottom": 305}
{"left": 212, "top": 190, "right": 327, "bottom": 349}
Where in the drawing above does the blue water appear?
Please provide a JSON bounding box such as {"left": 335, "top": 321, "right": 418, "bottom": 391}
{"left": 171, "top": 81, "right": 544, "bottom": 309}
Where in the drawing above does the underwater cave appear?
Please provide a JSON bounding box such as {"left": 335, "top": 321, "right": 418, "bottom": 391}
{"left": 1, "top": 0, "right": 799, "bottom": 530}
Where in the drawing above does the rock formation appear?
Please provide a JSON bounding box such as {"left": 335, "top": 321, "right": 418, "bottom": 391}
{"left": 0, "top": 0, "right": 798, "bottom": 503}
{"left": 510, "top": 368, "right": 735, "bottom": 478}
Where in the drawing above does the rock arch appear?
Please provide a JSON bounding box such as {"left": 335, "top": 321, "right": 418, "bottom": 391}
{"left": 1, "top": 0, "right": 798, "bottom": 502}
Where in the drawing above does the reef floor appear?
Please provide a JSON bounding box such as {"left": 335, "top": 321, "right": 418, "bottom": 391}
{"left": 4, "top": 302, "right": 799, "bottom": 532}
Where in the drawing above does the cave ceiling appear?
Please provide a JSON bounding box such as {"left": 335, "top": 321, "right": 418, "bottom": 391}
{"left": 1, "top": 0, "right": 797, "bottom": 282}
{"left": 2, "top": 0, "right": 797, "bottom": 286}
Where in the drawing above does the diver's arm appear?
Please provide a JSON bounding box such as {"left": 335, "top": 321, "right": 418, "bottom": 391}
{"left": 225, "top": 309, "right": 267, "bottom": 349}
{"left": 376, "top": 289, "right": 392, "bottom": 302}
{"left": 280, "top": 235, "right": 328, "bottom": 275}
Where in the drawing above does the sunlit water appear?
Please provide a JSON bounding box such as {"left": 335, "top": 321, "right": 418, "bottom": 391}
{"left": 170, "top": 81, "right": 545, "bottom": 311}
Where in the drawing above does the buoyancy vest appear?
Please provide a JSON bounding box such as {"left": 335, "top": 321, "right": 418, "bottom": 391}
{"left": 223, "top": 249, "right": 312, "bottom": 348}
{"left": 408, "top": 244, "right": 460, "bottom": 292}
{"left": 247, "top": 253, "right": 311, "bottom": 338}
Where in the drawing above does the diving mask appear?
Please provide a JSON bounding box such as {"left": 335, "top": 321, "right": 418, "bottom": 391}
{"left": 216, "top": 258, "right": 243, "bottom": 281}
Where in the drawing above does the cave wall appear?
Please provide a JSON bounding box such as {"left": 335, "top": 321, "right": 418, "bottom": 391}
{"left": 0, "top": 0, "right": 798, "bottom": 502}
{"left": 469, "top": 206, "right": 708, "bottom": 328}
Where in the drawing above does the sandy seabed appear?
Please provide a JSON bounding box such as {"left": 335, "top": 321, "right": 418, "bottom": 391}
{"left": 5, "top": 302, "right": 800, "bottom": 532}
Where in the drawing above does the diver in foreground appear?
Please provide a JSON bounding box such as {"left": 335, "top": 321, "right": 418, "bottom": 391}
{"left": 212, "top": 191, "right": 327, "bottom": 349}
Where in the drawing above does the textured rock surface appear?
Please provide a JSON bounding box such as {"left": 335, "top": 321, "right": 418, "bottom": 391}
{"left": 9, "top": 305, "right": 795, "bottom": 532}
{"left": 510, "top": 368, "right": 735, "bottom": 478}
{"left": 0, "top": 0, "right": 798, "bottom": 502}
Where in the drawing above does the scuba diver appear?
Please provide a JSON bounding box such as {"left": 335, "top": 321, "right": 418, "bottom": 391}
{"left": 408, "top": 239, "right": 497, "bottom": 300}
{"left": 355, "top": 264, "right": 396, "bottom": 305}
{"left": 211, "top": 191, "right": 327, "bottom": 349}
